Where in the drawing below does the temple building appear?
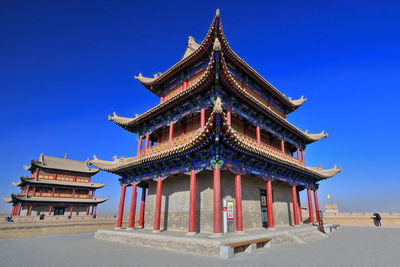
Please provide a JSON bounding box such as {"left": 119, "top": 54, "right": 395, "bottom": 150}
{"left": 90, "top": 10, "right": 341, "bottom": 234}
{"left": 3, "top": 153, "right": 108, "bottom": 217}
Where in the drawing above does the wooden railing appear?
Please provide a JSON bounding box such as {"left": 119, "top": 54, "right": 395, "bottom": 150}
{"left": 231, "top": 76, "right": 286, "bottom": 118}
{"left": 164, "top": 69, "right": 206, "bottom": 102}
{"left": 139, "top": 129, "right": 201, "bottom": 158}
{"left": 235, "top": 131, "right": 303, "bottom": 166}
{"left": 33, "top": 192, "right": 92, "bottom": 199}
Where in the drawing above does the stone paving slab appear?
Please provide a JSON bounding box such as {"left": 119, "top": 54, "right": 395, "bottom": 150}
{"left": 0, "top": 226, "right": 399, "bottom": 267}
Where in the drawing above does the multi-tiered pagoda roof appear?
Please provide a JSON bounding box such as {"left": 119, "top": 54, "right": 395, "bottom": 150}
{"left": 91, "top": 9, "right": 341, "bottom": 185}
{"left": 3, "top": 154, "right": 107, "bottom": 217}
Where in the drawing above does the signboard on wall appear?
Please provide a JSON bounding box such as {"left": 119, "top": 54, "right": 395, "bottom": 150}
{"left": 227, "top": 201, "right": 234, "bottom": 220}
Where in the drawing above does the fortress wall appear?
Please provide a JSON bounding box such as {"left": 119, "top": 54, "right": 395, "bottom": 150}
{"left": 323, "top": 214, "right": 400, "bottom": 227}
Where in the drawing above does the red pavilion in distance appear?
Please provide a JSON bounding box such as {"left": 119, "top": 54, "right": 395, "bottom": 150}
{"left": 3, "top": 153, "right": 108, "bottom": 217}
{"left": 91, "top": 9, "right": 341, "bottom": 235}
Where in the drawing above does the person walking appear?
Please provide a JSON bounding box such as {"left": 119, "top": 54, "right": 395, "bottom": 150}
{"left": 373, "top": 212, "right": 382, "bottom": 227}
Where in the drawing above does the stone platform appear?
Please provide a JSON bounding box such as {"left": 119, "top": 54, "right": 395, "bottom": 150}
{"left": 95, "top": 224, "right": 328, "bottom": 258}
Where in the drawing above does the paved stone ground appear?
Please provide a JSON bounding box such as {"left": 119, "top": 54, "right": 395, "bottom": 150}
{"left": 0, "top": 226, "right": 399, "bottom": 267}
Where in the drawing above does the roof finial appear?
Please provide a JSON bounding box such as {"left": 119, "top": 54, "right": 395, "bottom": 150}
{"left": 93, "top": 154, "right": 98, "bottom": 160}
{"left": 213, "top": 38, "right": 221, "bottom": 51}
{"left": 216, "top": 8, "right": 220, "bottom": 17}
{"left": 64, "top": 152, "right": 68, "bottom": 159}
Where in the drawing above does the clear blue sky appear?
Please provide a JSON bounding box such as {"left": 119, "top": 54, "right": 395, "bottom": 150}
{"left": 1, "top": 0, "right": 399, "bottom": 214}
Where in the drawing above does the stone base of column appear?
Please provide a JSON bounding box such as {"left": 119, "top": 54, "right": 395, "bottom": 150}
{"left": 126, "top": 227, "right": 134, "bottom": 231}
{"left": 235, "top": 230, "right": 245, "bottom": 234}
{"left": 267, "top": 227, "right": 276, "bottom": 230}
{"left": 187, "top": 232, "right": 197, "bottom": 236}
{"left": 114, "top": 227, "right": 122, "bottom": 230}
{"left": 293, "top": 224, "right": 301, "bottom": 227}
{"left": 153, "top": 230, "right": 161, "bottom": 233}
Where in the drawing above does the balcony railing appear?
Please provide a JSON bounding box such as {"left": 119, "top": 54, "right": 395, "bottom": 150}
{"left": 31, "top": 192, "right": 92, "bottom": 199}
{"left": 139, "top": 129, "right": 201, "bottom": 158}
{"left": 234, "top": 131, "right": 304, "bottom": 166}
{"left": 231, "top": 76, "right": 286, "bottom": 118}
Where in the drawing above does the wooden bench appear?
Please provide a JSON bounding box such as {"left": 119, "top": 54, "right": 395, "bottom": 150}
{"left": 220, "top": 238, "right": 272, "bottom": 259}
{"left": 325, "top": 224, "right": 340, "bottom": 233}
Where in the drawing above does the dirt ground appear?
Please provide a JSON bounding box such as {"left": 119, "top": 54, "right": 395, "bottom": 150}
{"left": 0, "top": 224, "right": 115, "bottom": 239}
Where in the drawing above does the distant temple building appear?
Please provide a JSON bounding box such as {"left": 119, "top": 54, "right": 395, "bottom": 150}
{"left": 90, "top": 10, "right": 341, "bottom": 234}
{"left": 3, "top": 153, "right": 108, "bottom": 217}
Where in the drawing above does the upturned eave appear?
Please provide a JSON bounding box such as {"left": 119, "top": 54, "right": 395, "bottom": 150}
{"left": 90, "top": 109, "right": 218, "bottom": 172}
{"left": 10, "top": 194, "right": 108, "bottom": 204}
{"left": 133, "top": 12, "right": 219, "bottom": 95}
{"left": 219, "top": 51, "right": 325, "bottom": 144}
{"left": 109, "top": 51, "right": 216, "bottom": 133}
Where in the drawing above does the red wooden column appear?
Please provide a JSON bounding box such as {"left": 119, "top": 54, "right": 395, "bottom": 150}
{"left": 182, "top": 79, "right": 189, "bottom": 90}
{"left": 137, "top": 136, "right": 143, "bottom": 157}
{"left": 314, "top": 189, "right": 320, "bottom": 222}
{"left": 200, "top": 107, "right": 206, "bottom": 128}
{"left": 11, "top": 206, "right": 15, "bottom": 216}
{"left": 235, "top": 174, "right": 244, "bottom": 232}
{"left": 280, "top": 140, "right": 285, "bottom": 153}
{"left": 138, "top": 187, "right": 147, "bottom": 227}
{"left": 168, "top": 122, "right": 174, "bottom": 148}
{"left": 291, "top": 184, "right": 300, "bottom": 225}
{"left": 256, "top": 126, "right": 261, "bottom": 146}
{"left": 213, "top": 164, "right": 222, "bottom": 234}
{"left": 266, "top": 179, "right": 275, "bottom": 229}
{"left": 69, "top": 206, "right": 73, "bottom": 217}
{"left": 86, "top": 206, "right": 90, "bottom": 215}
{"left": 307, "top": 188, "right": 314, "bottom": 223}
{"left": 93, "top": 205, "right": 97, "bottom": 216}
{"left": 188, "top": 170, "right": 197, "bottom": 234}
{"left": 301, "top": 150, "right": 305, "bottom": 164}
{"left": 227, "top": 110, "right": 231, "bottom": 126}
{"left": 144, "top": 133, "right": 150, "bottom": 156}
{"left": 153, "top": 177, "right": 163, "bottom": 232}
{"left": 116, "top": 184, "right": 127, "bottom": 229}
{"left": 128, "top": 182, "right": 138, "bottom": 229}
{"left": 48, "top": 205, "right": 52, "bottom": 215}
{"left": 28, "top": 205, "right": 33, "bottom": 216}
{"left": 296, "top": 148, "right": 301, "bottom": 161}
{"left": 16, "top": 204, "right": 22, "bottom": 216}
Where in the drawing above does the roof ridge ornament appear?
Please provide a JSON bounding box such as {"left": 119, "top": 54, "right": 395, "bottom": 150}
{"left": 216, "top": 8, "right": 220, "bottom": 17}
{"left": 39, "top": 153, "right": 45, "bottom": 163}
{"left": 213, "top": 38, "right": 221, "bottom": 51}
{"left": 93, "top": 154, "right": 98, "bottom": 161}
{"left": 213, "top": 96, "right": 223, "bottom": 113}
{"left": 108, "top": 112, "right": 117, "bottom": 121}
